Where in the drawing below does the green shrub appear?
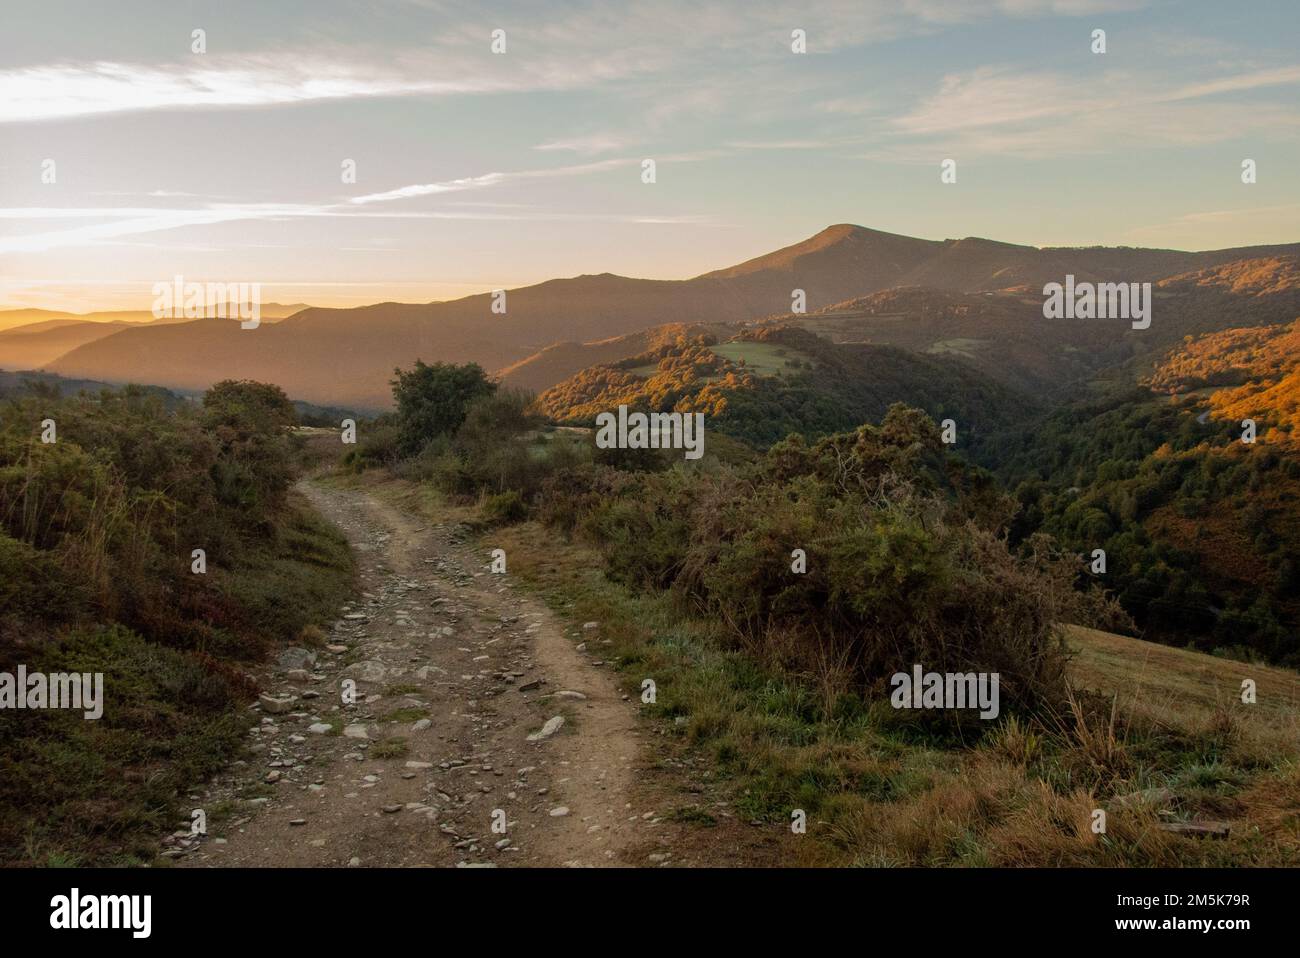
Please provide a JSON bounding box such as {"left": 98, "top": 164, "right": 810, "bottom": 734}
{"left": 481, "top": 489, "right": 528, "bottom": 526}
{"left": 0, "top": 380, "right": 355, "bottom": 864}
{"left": 343, "top": 416, "right": 401, "bottom": 471}
{"left": 538, "top": 404, "right": 1124, "bottom": 720}
{"left": 391, "top": 360, "right": 495, "bottom": 456}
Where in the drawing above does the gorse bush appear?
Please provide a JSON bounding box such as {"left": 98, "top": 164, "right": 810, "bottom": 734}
{"left": 201, "top": 379, "right": 298, "bottom": 515}
{"left": 343, "top": 416, "right": 401, "bottom": 471}
{"left": 540, "top": 404, "right": 1127, "bottom": 720}
{"left": 480, "top": 489, "right": 528, "bottom": 526}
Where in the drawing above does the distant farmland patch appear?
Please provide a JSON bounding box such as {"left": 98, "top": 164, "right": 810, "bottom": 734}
{"left": 708, "top": 341, "right": 811, "bottom": 377}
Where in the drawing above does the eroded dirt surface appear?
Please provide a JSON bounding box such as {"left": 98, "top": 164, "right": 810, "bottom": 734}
{"left": 177, "top": 480, "right": 651, "bottom": 868}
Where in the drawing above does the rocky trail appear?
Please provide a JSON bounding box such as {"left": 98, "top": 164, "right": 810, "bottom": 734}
{"left": 172, "top": 478, "right": 670, "bottom": 868}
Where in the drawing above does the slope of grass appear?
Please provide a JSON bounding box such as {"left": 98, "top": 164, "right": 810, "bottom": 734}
{"left": 707, "top": 341, "right": 810, "bottom": 377}
{"left": 474, "top": 506, "right": 1300, "bottom": 867}
{"left": 0, "top": 495, "right": 355, "bottom": 867}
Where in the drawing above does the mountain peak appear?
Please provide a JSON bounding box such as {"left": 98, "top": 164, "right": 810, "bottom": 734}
{"left": 698, "top": 223, "right": 941, "bottom": 280}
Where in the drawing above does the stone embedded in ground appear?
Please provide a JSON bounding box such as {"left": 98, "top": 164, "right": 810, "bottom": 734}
{"left": 526, "top": 716, "right": 564, "bottom": 742}
{"left": 180, "top": 483, "right": 647, "bottom": 870}
{"left": 277, "top": 647, "right": 318, "bottom": 671}
{"left": 258, "top": 693, "right": 296, "bottom": 715}
{"left": 344, "top": 660, "right": 387, "bottom": 683}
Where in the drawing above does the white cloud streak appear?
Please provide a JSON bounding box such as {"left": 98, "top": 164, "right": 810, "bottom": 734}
{"left": 0, "top": 158, "right": 706, "bottom": 252}
{"left": 883, "top": 63, "right": 1300, "bottom": 159}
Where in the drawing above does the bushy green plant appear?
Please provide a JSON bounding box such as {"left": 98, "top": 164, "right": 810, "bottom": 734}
{"left": 539, "top": 404, "right": 1125, "bottom": 719}
{"left": 0, "top": 381, "right": 353, "bottom": 864}
{"left": 390, "top": 360, "right": 495, "bottom": 456}
{"left": 342, "top": 416, "right": 401, "bottom": 471}
{"left": 480, "top": 489, "right": 528, "bottom": 526}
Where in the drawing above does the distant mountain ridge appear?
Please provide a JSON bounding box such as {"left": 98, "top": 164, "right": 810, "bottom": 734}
{"left": 31, "top": 225, "right": 1300, "bottom": 409}
{"left": 0, "top": 303, "right": 310, "bottom": 332}
{"left": 0, "top": 304, "right": 310, "bottom": 370}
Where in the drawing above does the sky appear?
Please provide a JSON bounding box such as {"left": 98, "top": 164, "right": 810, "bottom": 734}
{"left": 0, "top": 0, "right": 1297, "bottom": 313}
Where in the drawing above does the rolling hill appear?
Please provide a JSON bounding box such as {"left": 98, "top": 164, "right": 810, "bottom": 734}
{"left": 974, "top": 310, "right": 1300, "bottom": 666}
{"left": 0, "top": 304, "right": 312, "bottom": 372}
{"left": 497, "top": 323, "right": 736, "bottom": 392}
{"left": 38, "top": 225, "right": 1300, "bottom": 409}
{"left": 535, "top": 325, "right": 1029, "bottom": 448}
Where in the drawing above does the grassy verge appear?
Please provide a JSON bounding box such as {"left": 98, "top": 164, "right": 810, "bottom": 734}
{"left": 487, "top": 517, "right": 1300, "bottom": 866}
{"left": 0, "top": 495, "right": 355, "bottom": 867}
{"left": 213, "top": 493, "right": 357, "bottom": 652}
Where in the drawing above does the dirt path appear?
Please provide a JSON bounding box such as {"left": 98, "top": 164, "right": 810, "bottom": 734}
{"left": 176, "top": 478, "right": 650, "bottom": 868}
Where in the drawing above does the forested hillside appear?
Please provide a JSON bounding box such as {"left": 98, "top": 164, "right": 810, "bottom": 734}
{"left": 537, "top": 326, "right": 1028, "bottom": 448}
{"left": 981, "top": 316, "right": 1300, "bottom": 666}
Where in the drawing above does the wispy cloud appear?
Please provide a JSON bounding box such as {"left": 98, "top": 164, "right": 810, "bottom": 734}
{"left": 813, "top": 95, "right": 879, "bottom": 115}
{"left": 1153, "top": 64, "right": 1300, "bottom": 102}
{"left": 882, "top": 62, "right": 1300, "bottom": 159}
{"left": 2, "top": 1, "right": 1144, "bottom": 124}
{"left": 725, "top": 138, "right": 863, "bottom": 151}
{"left": 0, "top": 59, "right": 466, "bottom": 123}
{"left": 894, "top": 67, "right": 1074, "bottom": 135}
{"left": 0, "top": 156, "right": 705, "bottom": 252}
{"left": 534, "top": 133, "right": 629, "bottom": 155}
{"left": 348, "top": 160, "right": 631, "bottom": 205}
